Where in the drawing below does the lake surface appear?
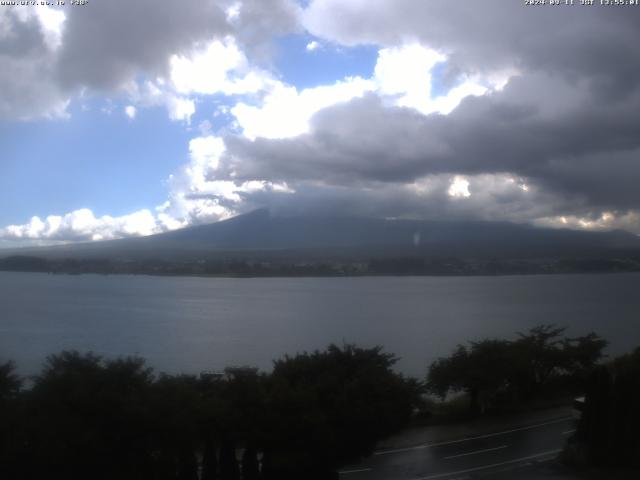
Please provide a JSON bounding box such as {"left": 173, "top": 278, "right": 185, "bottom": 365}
{"left": 1, "top": 272, "right": 639, "bottom": 378}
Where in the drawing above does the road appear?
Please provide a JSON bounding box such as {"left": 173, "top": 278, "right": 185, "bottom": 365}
{"left": 339, "top": 415, "right": 577, "bottom": 480}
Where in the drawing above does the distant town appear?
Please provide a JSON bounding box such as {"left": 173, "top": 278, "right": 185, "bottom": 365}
{"left": 2, "top": 254, "right": 640, "bottom": 277}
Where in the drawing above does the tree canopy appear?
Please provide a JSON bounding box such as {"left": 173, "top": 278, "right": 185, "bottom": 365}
{"left": 427, "top": 325, "right": 607, "bottom": 414}
{"left": 0, "top": 345, "right": 421, "bottom": 480}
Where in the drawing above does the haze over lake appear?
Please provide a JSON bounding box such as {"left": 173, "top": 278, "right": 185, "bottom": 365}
{"left": 1, "top": 271, "right": 638, "bottom": 378}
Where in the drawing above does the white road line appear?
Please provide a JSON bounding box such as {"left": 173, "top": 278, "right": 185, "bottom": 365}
{"left": 338, "top": 468, "right": 373, "bottom": 475}
{"left": 443, "top": 445, "right": 507, "bottom": 460}
{"left": 374, "top": 417, "right": 572, "bottom": 456}
{"left": 413, "top": 449, "right": 562, "bottom": 480}
{"left": 562, "top": 429, "right": 576, "bottom": 435}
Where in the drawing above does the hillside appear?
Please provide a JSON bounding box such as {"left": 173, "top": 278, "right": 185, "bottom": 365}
{"left": 1, "top": 210, "right": 639, "bottom": 276}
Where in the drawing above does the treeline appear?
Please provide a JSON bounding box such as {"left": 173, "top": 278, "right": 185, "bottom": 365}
{"left": 2, "top": 254, "right": 640, "bottom": 277}
{"left": 429, "top": 326, "right": 640, "bottom": 470}
{"left": 0, "top": 256, "right": 343, "bottom": 277}
{"left": 0, "top": 327, "right": 631, "bottom": 478}
{"left": 0, "top": 345, "right": 421, "bottom": 480}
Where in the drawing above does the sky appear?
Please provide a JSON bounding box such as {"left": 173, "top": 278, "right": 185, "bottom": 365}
{"left": 1, "top": 0, "right": 640, "bottom": 246}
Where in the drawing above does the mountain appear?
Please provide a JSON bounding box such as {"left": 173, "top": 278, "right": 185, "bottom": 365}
{"left": 1, "top": 210, "right": 640, "bottom": 275}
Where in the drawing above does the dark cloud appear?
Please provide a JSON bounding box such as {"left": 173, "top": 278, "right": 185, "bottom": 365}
{"left": 0, "top": 10, "right": 45, "bottom": 56}
{"left": 220, "top": 63, "right": 640, "bottom": 228}
{"left": 0, "top": 1, "right": 300, "bottom": 119}
{"left": 55, "top": 0, "right": 230, "bottom": 90}
{"left": 55, "top": 0, "right": 300, "bottom": 90}
{"left": 304, "top": 1, "right": 640, "bottom": 89}
{"left": 0, "top": 10, "right": 67, "bottom": 120}
{"left": 233, "top": 174, "right": 580, "bottom": 229}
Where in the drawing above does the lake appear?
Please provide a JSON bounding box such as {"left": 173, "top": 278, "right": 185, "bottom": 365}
{"left": 1, "top": 272, "right": 639, "bottom": 378}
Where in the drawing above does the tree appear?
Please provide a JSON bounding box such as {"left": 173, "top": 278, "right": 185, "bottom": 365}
{"left": 0, "top": 360, "right": 21, "bottom": 402}
{"left": 511, "top": 325, "right": 569, "bottom": 397}
{"left": 0, "top": 343, "right": 428, "bottom": 478}
{"left": 23, "top": 351, "right": 156, "bottom": 480}
{"left": 427, "top": 340, "right": 514, "bottom": 414}
{"left": 561, "top": 332, "right": 608, "bottom": 382}
{"left": 427, "top": 325, "right": 608, "bottom": 414}
{"left": 0, "top": 361, "right": 23, "bottom": 478}
{"left": 149, "top": 374, "right": 203, "bottom": 480}
{"left": 262, "top": 344, "right": 422, "bottom": 478}
{"left": 575, "top": 347, "right": 640, "bottom": 468}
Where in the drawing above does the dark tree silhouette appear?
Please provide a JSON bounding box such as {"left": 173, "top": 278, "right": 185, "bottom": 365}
{"left": 0, "top": 361, "right": 23, "bottom": 478}
{"left": 22, "top": 352, "right": 156, "bottom": 480}
{"left": 427, "top": 325, "right": 607, "bottom": 414}
{"left": 575, "top": 347, "right": 640, "bottom": 468}
{"left": 428, "top": 339, "right": 514, "bottom": 414}
{"left": 262, "top": 344, "right": 422, "bottom": 478}
{"left": 0, "top": 360, "right": 21, "bottom": 401}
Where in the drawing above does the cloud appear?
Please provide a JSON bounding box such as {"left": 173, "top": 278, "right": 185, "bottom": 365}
{"left": 231, "top": 76, "right": 374, "bottom": 139}
{"left": 157, "top": 135, "right": 293, "bottom": 225}
{"left": 306, "top": 40, "right": 321, "bottom": 51}
{"left": 117, "top": 36, "right": 280, "bottom": 124}
{"left": 216, "top": 61, "right": 640, "bottom": 231}
{"left": 0, "top": 131, "right": 290, "bottom": 244}
{"left": 4, "top": 0, "right": 640, "bottom": 244}
{"left": 302, "top": 1, "right": 640, "bottom": 89}
{"left": 0, "top": 7, "right": 69, "bottom": 120}
{"left": 124, "top": 105, "right": 136, "bottom": 119}
{"left": 226, "top": 2, "right": 640, "bottom": 209}
{"left": 54, "top": 0, "right": 300, "bottom": 91}
{"left": 229, "top": 43, "right": 499, "bottom": 140}
{"left": 169, "top": 37, "right": 274, "bottom": 96}
{"left": 55, "top": 0, "right": 230, "bottom": 91}
{"left": 0, "top": 208, "right": 160, "bottom": 243}
{"left": 226, "top": 172, "right": 581, "bottom": 228}
{"left": 0, "top": 1, "right": 300, "bottom": 121}
{"left": 448, "top": 177, "right": 470, "bottom": 199}
{"left": 166, "top": 96, "right": 196, "bottom": 124}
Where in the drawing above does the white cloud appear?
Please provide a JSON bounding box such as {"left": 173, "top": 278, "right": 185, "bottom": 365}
{"left": 169, "top": 38, "right": 273, "bottom": 96}
{"left": 0, "top": 208, "right": 160, "bottom": 243}
{"left": 122, "top": 37, "right": 278, "bottom": 124}
{"left": 232, "top": 77, "right": 375, "bottom": 139}
{"left": 127, "top": 79, "right": 197, "bottom": 123}
{"left": 23, "top": 4, "right": 66, "bottom": 51}
{"left": 306, "top": 40, "right": 321, "bottom": 51}
{"left": 188, "top": 136, "right": 227, "bottom": 188}
{"left": 229, "top": 43, "right": 507, "bottom": 140}
{"left": 448, "top": 176, "right": 471, "bottom": 198}
{"left": 148, "top": 130, "right": 297, "bottom": 228}
{"left": 124, "top": 105, "right": 136, "bottom": 119}
{"left": 535, "top": 211, "right": 640, "bottom": 233}
{"left": 373, "top": 44, "right": 443, "bottom": 112}
{"left": 373, "top": 44, "right": 499, "bottom": 115}
{"left": 166, "top": 95, "right": 196, "bottom": 123}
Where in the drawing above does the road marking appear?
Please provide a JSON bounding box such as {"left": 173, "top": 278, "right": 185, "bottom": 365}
{"left": 413, "top": 449, "right": 562, "bottom": 480}
{"left": 374, "top": 417, "right": 573, "bottom": 456}
{"left": 479, "top": 456, "right": 557, "bottom": 477}
{"left": 443, "top": 445, "right": 507, "bottom": 460}
{"left": 338, "top": 468, "right": 373, "bottom": 475}
{"left": 562, "top": 429, "right": 576, "bottom": 435}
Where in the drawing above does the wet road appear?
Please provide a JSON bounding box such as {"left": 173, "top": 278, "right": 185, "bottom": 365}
{"left": 339, "top": 416, "right": 576, "bottom": 480}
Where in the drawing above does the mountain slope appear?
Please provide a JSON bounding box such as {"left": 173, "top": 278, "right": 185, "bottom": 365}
{"left": 2, "top": 209, "right": 639, "bottom": 263}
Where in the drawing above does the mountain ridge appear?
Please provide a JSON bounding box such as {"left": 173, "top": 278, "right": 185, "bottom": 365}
{"left": 1, "top": 210, "right": 639, "bottom": 266}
